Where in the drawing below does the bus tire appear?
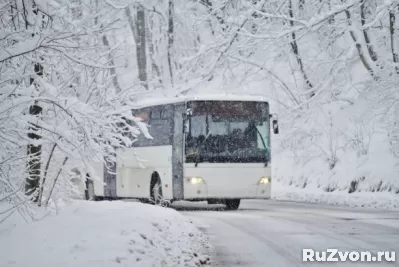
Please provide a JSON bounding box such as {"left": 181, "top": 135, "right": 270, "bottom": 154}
{"left": 85, "top": 178, "right": 95, "bottom": 201}
{"left": 208, "top": 199, "right": 223, "bottom": 205}
{"left": 150, "top": 173, "right": 163, "bottom": 205}
{"left": 225, "top": 199, "right": 240, "bottom": 210}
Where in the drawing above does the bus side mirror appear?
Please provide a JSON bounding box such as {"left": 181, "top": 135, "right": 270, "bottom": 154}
{"left": 183, "top": 119, "right": 190, "bottom": 133}
{"left": 270, "top": 114, "right": 279, "bottom": 134}
{"left": 185, "top": 108, "right": 192, "bottom": 117}
{"left": 182, "top": 108, "right": 192, "bottom": 133}
{"left": 272, "top": 119, "right": 279, "bottom": 134}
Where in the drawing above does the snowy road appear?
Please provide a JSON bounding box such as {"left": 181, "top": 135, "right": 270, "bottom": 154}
{"left": 175, "top": 200, "right": 399, "bottom": 267}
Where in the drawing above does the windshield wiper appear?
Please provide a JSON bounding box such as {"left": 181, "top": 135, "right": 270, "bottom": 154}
{"left": 195, "top": 130, "right": 212, "bottom": 167}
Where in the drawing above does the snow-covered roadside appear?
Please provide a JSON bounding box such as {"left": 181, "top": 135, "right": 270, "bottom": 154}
{"left": 0, "top": 201, "right": 211, "bottom": 267}
{"left": 273, "top": 182, "right": 399, "bottom": 210}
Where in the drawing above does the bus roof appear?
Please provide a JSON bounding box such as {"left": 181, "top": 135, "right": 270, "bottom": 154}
{"left": 131, "top": 93, "right": 269, "bottom": 109}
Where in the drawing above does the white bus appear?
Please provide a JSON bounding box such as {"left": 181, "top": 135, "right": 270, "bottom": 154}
{"left": 76, "top": 95, "right": 279, "bottom": 210}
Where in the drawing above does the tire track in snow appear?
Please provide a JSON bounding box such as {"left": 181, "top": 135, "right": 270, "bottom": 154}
{"left": 217, "top": 214, "right": 306, "bottom": 267}
{"left": 266, "top": 211, "right": 399, "bottom": 252}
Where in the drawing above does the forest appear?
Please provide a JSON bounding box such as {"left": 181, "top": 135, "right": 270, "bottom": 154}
{"left": 1, "top": 0, "right": 399, "bottom": 220}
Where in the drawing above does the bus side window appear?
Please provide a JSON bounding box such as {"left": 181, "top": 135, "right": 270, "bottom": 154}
{"left": 150, "top": 110, "right": 160, "bottom": 120}
{"left": 150, "top": 108, "right": 168, "bottom": 121}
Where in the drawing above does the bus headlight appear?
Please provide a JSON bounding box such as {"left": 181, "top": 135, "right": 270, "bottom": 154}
{"left": 258, "top": 177, "right": 270, "bottom": 185}
{"left": 187, "top": 177, "right": 205, "bottom": 184}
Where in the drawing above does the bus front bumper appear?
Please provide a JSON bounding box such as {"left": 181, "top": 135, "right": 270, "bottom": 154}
{"left": 183, "top": 163, "right": 272, "bottom": 200}
{"left": 183, "top": 182, "right": 271, "bottom": 199}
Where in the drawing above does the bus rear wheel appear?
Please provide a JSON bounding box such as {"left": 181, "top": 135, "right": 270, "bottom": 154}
{"left": 150, "top": 176, "right": 163, "bottom": 205}
{"left": 85, "top": 178, "right": 95, "bottom": 201}
{"left": 225, "top": 199, "right": 240, "bottom": 210}
{"left": 207, "top": 199, "right": 223, "bottom": 205}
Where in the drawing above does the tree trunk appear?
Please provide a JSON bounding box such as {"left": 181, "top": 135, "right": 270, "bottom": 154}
{"left": 167, "top": 0, "right": 174, "bottom": 86}
{"left": 344, "top": 9, "right": 376, "bottom": 78}
{"left": 95, "top": 0, "right": 122, "bottom": 93}
{"left": 389, "top": 6, "right": 399, "bottom": 73}
{"left": 102, "top": 34, "right": 122, "bottom": 93}
{"left": 199, "top": 0, "right": 226, "bottom": 31}
{"left": 360, "top": 0, "right": 378, "bottom": 62}
{"left": 328, "top": 0, "right": 335, "bottom": 24}
{"left": 136, "top": 5, "right": 148, "bottom": 89}
{"left": 44, "top": 157, "right": 68, "bottom": 206}
{"left": 299, "top": 0, "right": 305, "bottom": 10}
{"left": 37, "top": 143, "right": 57, "bottom": 206}
{"left": 26, "top": 64, "right": 43, "bottom": 202}
{"left": 126, "top": 5, "right": 148, "bottom": 89}
{"left": 288, "top": 0, "right": 314, "bottom": 99}
{"left": 146, "top": 14, "right": 162, "bottom": 85}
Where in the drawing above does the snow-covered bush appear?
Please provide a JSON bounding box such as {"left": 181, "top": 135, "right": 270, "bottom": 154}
{"left": 2, "top": 0, "right": 398, "bottom": 223}
{"left": 0, "top": 0, "right": 150, "bottom": 220}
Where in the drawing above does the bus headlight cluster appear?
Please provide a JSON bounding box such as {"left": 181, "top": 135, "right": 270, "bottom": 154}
{"left": 187, "top": 177, "right": 205, "bottom": 184}
{"left": 258, "top": 176, "right": 271, "bottom": 185}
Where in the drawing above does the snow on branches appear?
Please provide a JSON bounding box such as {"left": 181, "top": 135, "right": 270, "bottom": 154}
{"left": 0, "top": 0, "right": 148, "bottom": 219}
{"left": 184, "top": 0, "right": 399, "bottom": 192}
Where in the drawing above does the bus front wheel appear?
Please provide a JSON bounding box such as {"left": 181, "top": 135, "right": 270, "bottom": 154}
{"left": 225, "top": 199, "right": 240, "bottom": 210}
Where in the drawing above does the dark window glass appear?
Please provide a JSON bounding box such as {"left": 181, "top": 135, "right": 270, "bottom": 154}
{"left": 185, "top": 101, "right": 270, "bottom": 163}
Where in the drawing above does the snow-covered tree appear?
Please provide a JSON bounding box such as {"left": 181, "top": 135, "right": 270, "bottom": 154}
{"left": 175, "top": 0, "right": 399, "bottom": 193}
{"left": 2, "top": 0, "right": 399, "bottom": 223}
{"left": 0, "top": 0, "right": 150, "bottom": 219}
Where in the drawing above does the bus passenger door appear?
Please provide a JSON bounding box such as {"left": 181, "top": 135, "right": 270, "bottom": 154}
{"left": 171, "top": 103, "right": 185, "bottom": 200}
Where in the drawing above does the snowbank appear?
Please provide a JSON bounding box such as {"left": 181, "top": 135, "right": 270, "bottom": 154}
{"left": 273, "top": 181, "right": 399, "bottom": 210}
{"left": 271, "top": 87, "right": 399, "bottom": 209}
{"left": 0, "top": 201, "right": 211, "bottom": 267}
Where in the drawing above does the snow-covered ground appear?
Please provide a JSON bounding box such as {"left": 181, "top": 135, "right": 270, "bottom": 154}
{"left": 183, "top": 200, "right": 399, "bottom": 267}
{"left": 0, "top": 201, "right": 211, "bottom": 267}
{"left": 273, "top": 181, "right": 399, "bottom": 210}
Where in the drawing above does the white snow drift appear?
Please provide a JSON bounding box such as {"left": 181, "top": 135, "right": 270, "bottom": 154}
{"left": 0, "top": 201, "right": 210, "bottom": 267}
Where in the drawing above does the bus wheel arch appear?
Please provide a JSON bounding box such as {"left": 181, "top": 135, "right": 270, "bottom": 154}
{"left": 150, "top": 172, "right": 163, "bottom": 205}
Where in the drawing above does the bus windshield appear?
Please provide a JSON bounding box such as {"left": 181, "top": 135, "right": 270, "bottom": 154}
{"left": 185, "top": 101, "right": 270, "bottom": 163}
